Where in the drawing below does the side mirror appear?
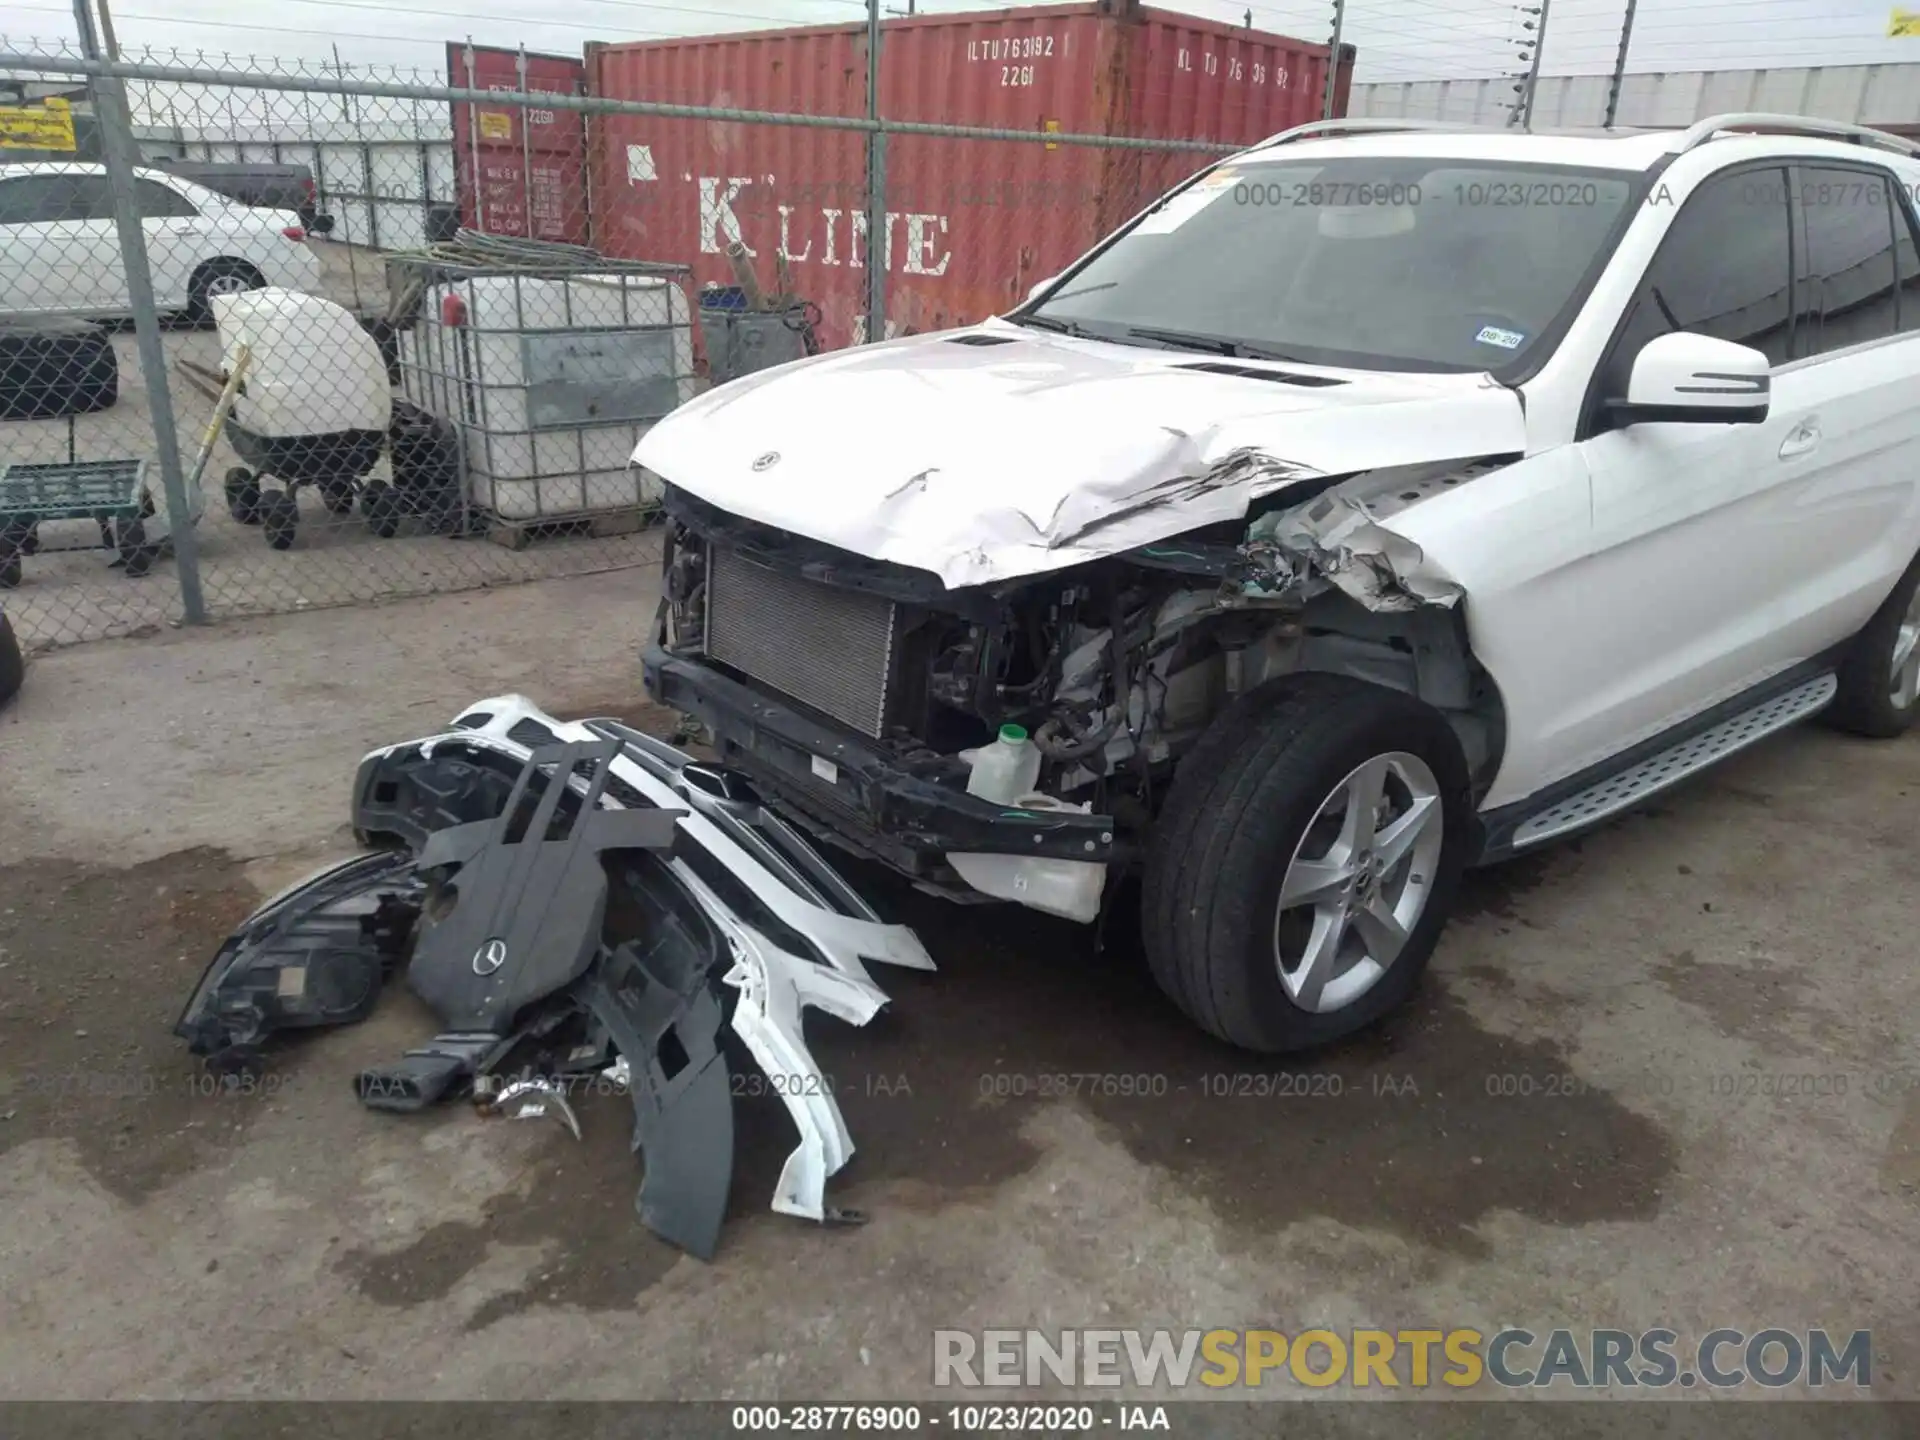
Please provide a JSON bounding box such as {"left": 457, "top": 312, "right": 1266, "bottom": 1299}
{"left": 1026, "top": 273, "right": 1059, "bottom": 304}
{"left": 1606, "top": 331, "right": 1770, "bottom": 427}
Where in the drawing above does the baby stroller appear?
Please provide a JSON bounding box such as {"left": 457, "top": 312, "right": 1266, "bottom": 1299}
{"left": 177, "top": 289, "right": 459, "bottom": 550}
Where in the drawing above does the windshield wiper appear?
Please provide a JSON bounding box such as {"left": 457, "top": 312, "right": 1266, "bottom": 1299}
{"left": 1122, "top": 325, "right": 1238, "bottom": 355}
{"left": 1119, "top": 326, "right": 1308, "bottom": 364}
{"left": 1007, "top": 313, "right": 1092, "bottom": 338}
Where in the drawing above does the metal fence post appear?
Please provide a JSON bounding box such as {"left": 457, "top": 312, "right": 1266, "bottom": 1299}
{"left": 1322, "top": 0, "right": 1346, "bottom": 122}
{"left": 518, "top": 44, "right": 534, "bottom": 238}
{"left": 1603, "top": 0, "right": 1639, "bottom": 129}
{"left": 73, "top": 0, "right": 207, "bottom": 624}
{"left": 1516, "top": 0, "right": 1552, "bottom": 131}
{"left": 464, "top": 39, "right": 485, "bottom": 232}
{"left": 864, "top": 0, "right": 886, "bottom": 344}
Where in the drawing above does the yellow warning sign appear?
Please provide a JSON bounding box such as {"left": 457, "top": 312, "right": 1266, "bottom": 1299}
{"left": 1891, "top": 7, "right": 1920, "bottom": 35}
{"left": 477, "top": 110, "right": 513, "bottom": 141}
{"left": 0, "top": 98, "right": 76, "bottom": 152}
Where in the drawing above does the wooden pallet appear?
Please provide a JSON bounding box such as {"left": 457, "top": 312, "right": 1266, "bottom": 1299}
{"left": 482, "top": 505, "right": 660, "bottom": 551}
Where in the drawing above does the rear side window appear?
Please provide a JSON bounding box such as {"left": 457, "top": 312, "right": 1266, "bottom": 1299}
{"left": 1796, "top": 167, "right": 1900, "bottom": 356}
{"left": 1600, "top": 166, "right": 1794, "bottom": 398}
{"left": 62, "top": 175, "right": 115, "bottom": 221}
{"left": 135, "top": 178, "right": 198, "bottom": 218}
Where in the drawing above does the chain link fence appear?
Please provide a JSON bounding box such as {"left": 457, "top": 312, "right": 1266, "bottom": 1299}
{"left": 0, "top": 0, "right": 1671, "bottom": 655}
{"left": 0, "top": 30, "right": 1264, "bottom": 652}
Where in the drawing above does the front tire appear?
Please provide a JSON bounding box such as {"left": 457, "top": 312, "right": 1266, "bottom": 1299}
{"left": 1825, "top": 553, "right": 1920, "bottom": 739}
{"left": 1142, "top": 673, "right": 1474, "bottom": 1053}
{"left": 0, "top": 609, "right": 21, "bottom": 705}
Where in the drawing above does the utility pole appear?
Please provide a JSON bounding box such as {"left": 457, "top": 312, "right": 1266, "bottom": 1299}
{"left": 1512, "top": 0, "right": 1552, "bottom": 130}
{"left": 1321, "top": 0, "right": 1345, "bottom": 120}
{"left": 1602, "top": 0, "right": 1638, "bottom": 129}
{"left": 73, "top": 0, "right": 206, "bottom": 622}
{"left": 863, "top": 0, "right": 886, "bottom": 343}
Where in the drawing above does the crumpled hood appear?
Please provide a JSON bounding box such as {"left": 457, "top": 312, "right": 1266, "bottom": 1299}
{"left": 636, "top": 320, "right": 1528, "bottom": 589}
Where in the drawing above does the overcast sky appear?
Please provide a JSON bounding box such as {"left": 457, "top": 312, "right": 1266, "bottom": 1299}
{"left": 0, "top": 0, "right": 1913, "bottom": 83}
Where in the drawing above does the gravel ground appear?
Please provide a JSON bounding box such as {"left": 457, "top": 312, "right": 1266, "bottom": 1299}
{"left": 0, "top": 566, "right": 1913, "bottom": 1432}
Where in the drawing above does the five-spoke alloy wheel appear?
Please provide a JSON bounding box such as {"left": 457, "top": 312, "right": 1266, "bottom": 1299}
{"left": 1144, "top": 672, "right": 1472, "bottom": 1053}
{"left": 1272, "top": 751, "right": 1445, "bottom": 1015}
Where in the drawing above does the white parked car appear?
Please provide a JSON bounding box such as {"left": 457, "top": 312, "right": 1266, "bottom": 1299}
{"left": 0, "top": 161, "right": 321, "bottom": 320}
{"left": 635, "top": 114, "right": 1920, "bottom": 1052}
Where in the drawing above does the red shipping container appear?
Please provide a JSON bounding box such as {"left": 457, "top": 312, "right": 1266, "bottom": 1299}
{"left": 448, "top": 41, "right": 590, "bottom": 244}
{"left": 585, "top": 0, "right": 1351, "bottom": 350}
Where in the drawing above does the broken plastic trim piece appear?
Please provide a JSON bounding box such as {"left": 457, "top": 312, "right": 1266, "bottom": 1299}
{"left": 349, "top": 695, "right": 924, "bottom": 1233}
{"left": 357, "top": 1032, "right": 502, "bottom": 1112}
{"left": 580, "top": 938, "right": 735, "bottom": 1260}
{"left": 403, "top": 738, "right": 682, "bottom": 1033}
{"left": 490, "top": 1077, "right": 583, "bottom": 1139}
{"left": 673, "top": 865, "right": 887, "bottom": 1224}
{"left": 1241, "top": 491, "right": 1464, "bottom": 613}
{"left": 357, "top": 696, "right": 936, "bottom": 986}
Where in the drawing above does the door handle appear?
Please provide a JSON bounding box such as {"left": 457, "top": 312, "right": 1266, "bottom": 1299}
{"left": 1779, "top": 419, "right": 1821, "bottom": 459}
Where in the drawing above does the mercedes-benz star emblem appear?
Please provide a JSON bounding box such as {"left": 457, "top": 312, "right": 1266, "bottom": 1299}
{"left": 472, "top": 938, "right": 508, "bottom": 976}
{"left": 752, "top": 451, "right": 780, "bottom": 472}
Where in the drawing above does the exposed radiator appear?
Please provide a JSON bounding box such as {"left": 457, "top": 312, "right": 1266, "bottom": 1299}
{"left": 705, "top": 545, "right": 897, "bottom": 737}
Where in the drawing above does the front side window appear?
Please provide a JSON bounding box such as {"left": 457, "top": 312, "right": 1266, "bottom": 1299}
{"left": 0, "top": 173, "right": 98, "bottom": 225}
{"left": 1600, "top": 167, "right": 1793, "bottom": 401}
{"left": 0, "top": 177, "right": 37, "bottom": 225}
{"left": 1020, "top": 156, "right": 1638, "bottom": 373}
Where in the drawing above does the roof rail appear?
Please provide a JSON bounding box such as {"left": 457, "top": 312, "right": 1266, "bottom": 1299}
{"left": 1252, "top": 118, "right": 1477, "bottom": 149}
{"left": 1674, "top": 112, "right": 1920, "bottom": 158}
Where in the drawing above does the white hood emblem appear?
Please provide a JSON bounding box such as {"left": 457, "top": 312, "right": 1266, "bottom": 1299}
{"left": 752, "top": 451, "right": 781, "bottom": 472}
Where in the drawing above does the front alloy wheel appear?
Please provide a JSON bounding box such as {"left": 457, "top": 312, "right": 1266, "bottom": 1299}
{"left": 1888, "top": 584, "right": 1920, "bottom": 710}
{"left": 1826, "top": 550, "right": 1920, "bottom": 739}
{"left": 1143, "top": 672, "right": 1472, "bottom": 1054}
{"left": 1274, "top": 752, "right": 1444, "bottom": 1014}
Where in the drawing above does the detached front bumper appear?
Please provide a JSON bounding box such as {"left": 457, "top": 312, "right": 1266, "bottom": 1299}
{"left": 643, "top": 646, "right": 1121, "bottom": 887}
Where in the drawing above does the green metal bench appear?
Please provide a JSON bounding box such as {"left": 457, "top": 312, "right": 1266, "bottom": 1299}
{"left": 0, "top": 456, "right": 160, "bottom": 588}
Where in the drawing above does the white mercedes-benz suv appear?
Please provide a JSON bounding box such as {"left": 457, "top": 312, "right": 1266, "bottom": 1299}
{"left": 636, "top": 115, "right": 1920, "bottom": 1052}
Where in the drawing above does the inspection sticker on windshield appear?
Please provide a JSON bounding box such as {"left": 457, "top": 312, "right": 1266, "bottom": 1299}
{"left": 1133, "top": 167, "right": 1241, "bottom": 235}
{"left": 1475, "top": 325, "right": 1526, "bottom": 350}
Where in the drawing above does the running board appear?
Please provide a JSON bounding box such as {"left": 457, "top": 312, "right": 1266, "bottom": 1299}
{"left": 1509, "top": 672, "right": 1837, "bottom": 850}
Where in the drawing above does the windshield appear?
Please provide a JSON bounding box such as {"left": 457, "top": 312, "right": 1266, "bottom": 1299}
{"left": 1023, "top": 156, "right": 1638, "bottom": 373}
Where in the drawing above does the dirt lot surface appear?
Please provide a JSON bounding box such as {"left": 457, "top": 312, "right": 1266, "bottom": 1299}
{"left": 0, "top": 567, "right": 1915, "bottom": 1429}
